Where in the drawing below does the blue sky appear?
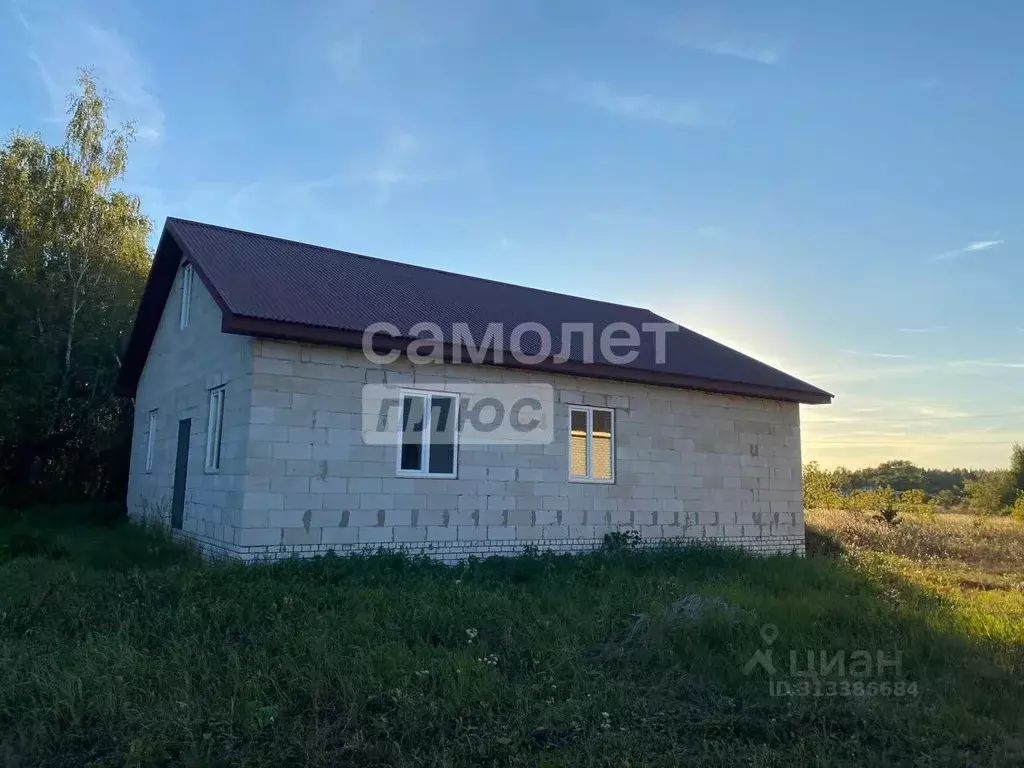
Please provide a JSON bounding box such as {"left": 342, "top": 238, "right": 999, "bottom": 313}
{"left": 3, "top": 0, "right": 1023, "bottom": 469}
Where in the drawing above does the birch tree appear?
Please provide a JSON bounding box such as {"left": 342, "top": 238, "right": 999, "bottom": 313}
{"left": 0, "top": 72, "right": 151, "bottom": 504}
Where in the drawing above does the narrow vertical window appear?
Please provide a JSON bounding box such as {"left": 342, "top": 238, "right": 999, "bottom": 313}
{"left": 399, "top": 395, "right": 425, "bottom": 472}
{"left": 568, "top": 406, "right": 615, "bottom": 482}
{"left": 205, "top": 387, "right": 225, "bottom": 472}
{"left": 145, "top": 409, "right": 158, "bottom": 472}
{"left": 569, "top": 409, "right": 588, "bottom": 478}
{"left": 396, "top": 391, "right": 458, "bottom": 477}
{"left": 427, "top": 395, "right": 456, "bottom": 475}
{"left": 179, "top": 263, "right": 193, "bottom": 329}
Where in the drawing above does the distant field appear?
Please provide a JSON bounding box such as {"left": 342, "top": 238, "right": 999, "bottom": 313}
{"left": 0, "top": 506, "right": 1022, "bottom": 767}
{"left": 807, "top": 508, "right": 1024, "bottom": 587}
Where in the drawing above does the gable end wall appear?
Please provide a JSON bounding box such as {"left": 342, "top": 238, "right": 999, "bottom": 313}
{"left": 126, "top": 262, "right": 253, "bottom": 555}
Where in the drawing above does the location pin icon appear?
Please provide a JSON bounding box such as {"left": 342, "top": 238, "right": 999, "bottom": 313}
{"left": 760, "top": 623, "right": 779, "bottom": 646}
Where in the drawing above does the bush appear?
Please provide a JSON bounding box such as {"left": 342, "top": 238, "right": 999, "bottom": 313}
{"left": 847, "top": 487, "right": 892, "bottom": 514}
{"left": 931, "top": 488, "right": 964, "bottom": 510}
{"left": 803, "top": 461, "right": 844, "bottom": 509}
{"left": 964, "top": 470, "right": 1016, "bottom": 515}
{"left": 1012, "top": 492, "right": 1024, "bottom": 522}
{"left": 601, "top": 530, "right": 641, "bottom": 552}
{"left": 874, "top": 487, "right": 902, "bottom": 527}
{"left": 897, "top": 488, "right": 929, "bottom": 515}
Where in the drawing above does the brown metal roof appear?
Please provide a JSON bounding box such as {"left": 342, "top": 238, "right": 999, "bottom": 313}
{"left": 115, "top": 217, "right": 833, "bottom": 404}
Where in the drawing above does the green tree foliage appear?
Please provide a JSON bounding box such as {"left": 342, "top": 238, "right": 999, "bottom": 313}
{"left": 963, "top": 471, "right": 1017, "bottom": 516}
{"left": 847, "top": 460, "right": 975, "bottom": 496}
{"left": 802, "top": 461, "right": 844, "bottom": 509}
{"left": 931, "top": 488, "right": 964, "bottom": 510}
{"left": 855, "top": 459, "right": 923, "bottom": 492}
{"left": 1012, "top": 491, "right": 1024, "bottom": 522}
{"left": 897, "top": 488, "right": 929, "bottom": 515}
{"left": 1010, "top": 443, "right": 1024, "bottom": 494}
{"left": 802, "top": 446, "right": 1024, "bottom": 517}
{"left": 0, "top": 72, "right": 150, "bottom": 505}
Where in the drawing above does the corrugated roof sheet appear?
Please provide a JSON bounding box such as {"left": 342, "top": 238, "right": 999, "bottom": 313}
{"left": 117, "top": 217, "right": 832, "bottom": 403}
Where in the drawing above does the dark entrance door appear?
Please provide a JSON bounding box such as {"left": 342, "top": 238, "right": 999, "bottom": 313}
{"left": 171, "top": 418, "right": 191, "bottom": 530}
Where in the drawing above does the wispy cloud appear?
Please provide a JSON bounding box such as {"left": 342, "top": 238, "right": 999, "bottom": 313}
{"left": 812, "top": 429, "right": 914, "bottom": 439}
{"left": 917, "top": 407, "right": 972, "bottom": 418}
{"left": 933, "top": 239, "right": 1005, "bottom": 260}
{"left": 809, "top": 358, "right": 1024, "bottom": 384}
{"left": 659, "top": 11, "right": 786, "bottom": 65}
{"left": 837, "top": 349, "right": 913, "bottom": 359}
{"left": 965, "top": 239, "right": 1003, "bottom": 252}
{"left": 80, "top": 24, "right": 164, "bottom": 141}
{"left": 802, "top": 414, "right": 861, "bottom": 424}
{"left": 349, "top": 131, "right": 478, "bottom": 201}
{"left": 308, "top": 6, "right": 487, "bottom": 203}
{"left": 677, "top": 38, "right": 784, "bottom": 65}
{"left": 897, "top": 326, "right": 946, "bottom": 333}
{"left": 804, "top": 400, "right": 989, "bottom": 425}
{"left": 355, "top": 132, "right": 426, "bottom": 195}
{"left": 802, "top": 395, "right": 1024, "bottom": 468}
{"left": 947, "top": 359, "right": 1024, "bottom": 370}
{"left": 801, "top": 399, "right": 1024, "bottom": 473}
{"left": 804, "top": 363, "right": 931, "bottom": 385}
{"left": 559, "top": 80, "right": 716, "bottom": 126}
{"left": 13, "top": 4, "right": 164, "bottom": 142}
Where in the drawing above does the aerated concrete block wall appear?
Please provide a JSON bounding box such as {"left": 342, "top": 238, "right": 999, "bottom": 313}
{"left": 224, "top": 341, "right": 804, "bottom": 562}
{"left": 127, "top": 273, "right": 805, "bottom": 562}
{"left": 126, "top": 262, "right": 254, "bottom": 556}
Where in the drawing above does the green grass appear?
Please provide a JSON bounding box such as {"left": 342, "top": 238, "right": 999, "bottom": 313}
{"left": 0, "top": 506, "right": 1022, "bottom": 766}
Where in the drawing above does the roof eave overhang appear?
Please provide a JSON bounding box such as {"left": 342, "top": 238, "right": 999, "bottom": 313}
{"left": 222, "top": 314, "right": 834, "bottom": 405}
{"left": 114, "top": 228, "right": 181, "bottom": 397}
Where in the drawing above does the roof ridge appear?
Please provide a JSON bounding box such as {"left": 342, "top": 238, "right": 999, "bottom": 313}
{"left": 166, "top": 216, "right": 662, "bottom": 316}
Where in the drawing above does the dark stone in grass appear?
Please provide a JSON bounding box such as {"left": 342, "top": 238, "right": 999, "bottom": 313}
{"left": 601, "top": 594, "right": 752, "bottom": 659}
{"left": 620, "top": 612, "right": 651, "bottom": 643}
{"left": 663, "top": 594, "right": 751, "bottom": 623}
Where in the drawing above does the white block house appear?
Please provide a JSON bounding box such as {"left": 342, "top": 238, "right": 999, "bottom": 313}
{"left": 117, "top": 218, "right": 832, "bottom": 561}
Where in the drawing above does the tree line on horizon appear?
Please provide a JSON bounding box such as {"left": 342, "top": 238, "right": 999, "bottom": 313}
{"left": 804, "top": 449, "right": 1024, "bottom": 519}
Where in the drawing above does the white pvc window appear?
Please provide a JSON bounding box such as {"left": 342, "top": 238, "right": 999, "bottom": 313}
{"left": 179, "top": 263, "right": 194, "bottom": 329}
{"left": 205, "top": 387, "right": 225, "bottom": 472}
{"left": 145, "top": 410, "right": 158, "bottom": 472}
{"left": 396, "top": 391, "right": 458, "bottom": 478}
{"left": 569, "top": 406, "right": 615, "bottom": 483}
